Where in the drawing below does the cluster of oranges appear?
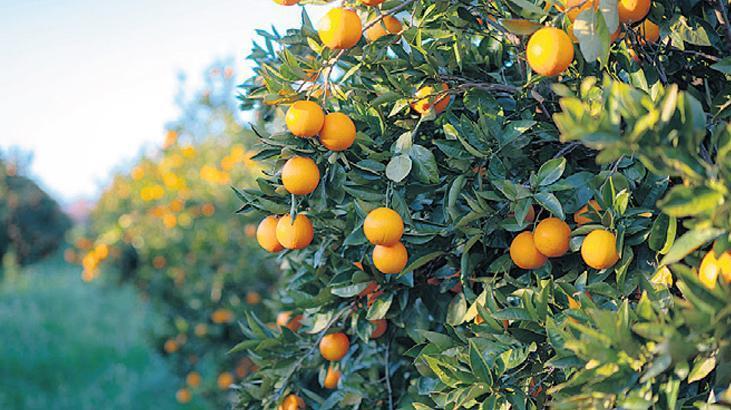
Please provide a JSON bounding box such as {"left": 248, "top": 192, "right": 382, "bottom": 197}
{"left": 510, "top": 201, "right": 620, "bottom": 271}
{"left": 524, "top": 0, "right": 657, "bottom": 77}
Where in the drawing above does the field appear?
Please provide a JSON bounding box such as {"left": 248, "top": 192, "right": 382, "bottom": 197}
{"left": 0, "top": 251, "right": 207, "bottom": 410}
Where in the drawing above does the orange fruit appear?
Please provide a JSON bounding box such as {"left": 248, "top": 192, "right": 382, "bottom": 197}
{"left": 217, "top": 372, "right": 234, "bottom": 390}
{"left": 574, "top": 200, "right": 602, "bottom": 225}
{"left": 618, "top": 0, "right": 651, "bottom": 23}
{"left": 176, "top": 388, "right": 192, "bottom": 404}
{"left": 719, "top": 251, "right": 731, "bottom": 283}
{"left": 164, "top": 339, "right": 179, "bottom": 353}
{"left": 282, "top": 156, "right": 320, "bottom": 195}
{"left": 211, "top": 308, "right": 234, "bottom": 324}
{"left": 285, "top": 101, "right": 325, "bottom": 137}
{"left": 363, "top": 207, "right": 404, "bottom": 245}
{"left": 320, "top": 332, "right": 350, "bottom": 361}
{"left": 257, "top": 215, "right": 284, "bottom": 252}
{"left": 526, "top": 27, "right": 574, "bottom": 77}
{"left": 276, "top": 214, "right": 314, "bottom": 250}
{"left": 559, "top": 0, "right": 597, "bottom": 22}
{"left": 276, "top": 311, "right": 304, "bottom": 332}
{"left": 533, "top": 217, "right": 571, "bottom": 257}
{"left": 279, "top": 394, "right": 306, "bottom": 410}
{"left": 373, "top": 242, "right": 409, "bottom": 274}
{"left": 318, "top": 8, "right": 363, "bottom": 50}
{"left": 637, "top": 19, "right": 659, "bottom": 43}
{"left": 354, "top": 261, "right": 364, "bottom": 271}
{"left": 581, "top": 229, "right": 620, "bottom": 270}
{"left": 359, "top": 0, "right": 385, "bottom": 5}
{"left": 319, "top": 112, "right": 356, "bottom": 151}
{"left": 246, "top": 290, "right": 262, "bottom": 305}
{"left": 698, "top": 251, "right": 721, "bottom": 290}
{"left": 365, "top": 16, "right": 403, "bottom": 42}
{"left": 525, "top": 205, "right": 536, "bottom": 223}
{"left": 323, "top": 365, "right": 341, "bottom": 389}
{"left": 274, "top": 0, "right": 299, "bottom": 5}
{"left": 186, "top": 371, "right": 202, "bottom": 388}
{"left": 370, "top": 319, "right": 388, "bottom": 339}
{"left": 411, "top": 83, "right": 451, "bottom": 115}
{"left": 510, "top": 232, "right": 548, "bottom": 270}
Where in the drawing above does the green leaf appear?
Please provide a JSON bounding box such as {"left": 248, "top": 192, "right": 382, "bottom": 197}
{"left": 367, "top": 293, "right": 393, "bottom": 320}
{"left": 409, "top": 145, "right": 440, "bottom": 184}
{"left": 574, "top": 10, "right": 610, "bottom": 64}
{"left": 535, "top": 157, "right": 566, "bottom": 187}
{"left": 648, "top": 214, "right": 676, "bottom": 254}
{"left": 658, "top": 186, "right": 723, "bottom": 217}
{"left": 469, "top": 340, "right": 493, "bottom": 384}
{"left": 711, "top": 57, "right": 731, "bottom": 74}
{"left": 331, "top": 282, "right": 370, "bottom": 298}
{"left": 688, "top": 356, "right": 716, "bottom": 383}
{"left": 446, "top": 292, "right": 467, "bottom": 326}
{"left": 660, "top": 227, "right": 723, "bottom": 265}
{"left": 403, "top": 251, "right": 445, "bottom": 274}
{"left": 534, "top": 192, "right": 565, "bottom": 219}
{"left": 385, "top": 154, "right": 412, "bottom": 183}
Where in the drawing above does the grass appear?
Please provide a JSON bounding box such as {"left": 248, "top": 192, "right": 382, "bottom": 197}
{"left": 0, "top": 250, "right": 206, "bottom": 410}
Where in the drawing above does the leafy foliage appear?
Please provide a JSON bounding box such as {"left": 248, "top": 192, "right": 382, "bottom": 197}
{"left": 233, "top": 0, "right": 730, "bottom": 409}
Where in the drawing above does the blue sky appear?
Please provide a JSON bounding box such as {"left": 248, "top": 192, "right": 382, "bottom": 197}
{"left": 0, "top": 0, "right": 325, "bottom": 203}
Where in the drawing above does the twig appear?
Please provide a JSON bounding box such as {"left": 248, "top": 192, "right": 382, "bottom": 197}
{"left": 553, "top": 142, "right": 581, "bottom": 159}
{"left": 362, "top": 0, "right": 417, "bottom": 32}
{"left": 272, "top": 306, "right": 351, "bottom": 402}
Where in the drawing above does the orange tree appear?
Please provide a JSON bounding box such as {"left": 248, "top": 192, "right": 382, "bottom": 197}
{"left": 77, "top": 63, "right": 277, "bottom": 406}
{"left": 233, "top": 0, "right": 730, "bottom": 408}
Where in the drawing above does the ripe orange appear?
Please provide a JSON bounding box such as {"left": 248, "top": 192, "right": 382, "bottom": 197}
{"left": 257, "top": 215, "right": 284, "bottom": 252}
{"left": 279, "top": 394, "right": 306, "bottom": 410}
{"left": 276, "top": 214, "right": 314, "bottom": 250}
{"left": 164, "top": 339, "right": 179, "bottom": 353}
{"left": 526, "top": 27, "right": 574, "bottom": 77}
{"left": 559, "top": 0, "right": 597, "bottom": 22}
{"left": 363, "top": 207, "right": 404, "bottom": 245}
{"left": 510, "top": 232, "right": 548, "bottom": 270}
{"left": 373, "top": 242, "right": 409, "bottom": 274}
{"left": 246, "top": 290, "right": 262, "bottom": 305}
{"left": 217, "top": 372, "right": 234, "bottom": 390}
{"left": 411, "top": 83, "right": 451, "bottom": 115}
{"left": 319, "top": 112, "right": 356, "bottom": 151}
{"left": 574, "top": 200, "right": 602, "bottom": 225}
{"left": 720, "top": 251, "right": 731, "bottom": 283}
{"left": 281, "top": 156, "right": 320, "bottom": 195}
{"left": 211, "top": 308, "right": 234, "bottom": 324}
{"left": 274, "top": 0, "right": 299, "bottom": 5}
{"left": 618, "top": 0, "right": 651, "bottom": 23}
{"left": 320, "top": 332, "right": 350, "bottom": 361}
{"left": 638, "top": 19, "right": 659, "bottom": 43}
{"left": 353, "top": 261, "right": 364, "bottom": 271}
{"left": 533, "top": 217, "right": 571, "bottom": 257}
{"left": 359, "top": 0, "right": 385, "bottom": 5}
{"left": 370, "top": 319, "right": 388, "bottom": 339}
{"left": 318, "top": 8, "right": 363, "bottom": 50}
{"left": 186, "top": 371, "right": 202, "bottom": 388}
{"left": 276, "top": 311, "right": 304, "bottom": 332}
{"left": 176, "top": 388, "right": 192, "bottom": 404}
{"left": 698, "top": 251, "right": 721, "bottom": 290}
{"left": 285, "top": 101, "right": 325, "bottom": 137}
{"left": 581, "top": 229, "right": 620, "bottom": 270}
{"left": 365, "top": 16, "right": 403, "bottom": 42}
{"left": 324, "top": 365, "right": 341, "bottom": 389}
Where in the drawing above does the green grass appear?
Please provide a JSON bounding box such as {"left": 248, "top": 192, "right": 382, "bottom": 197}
{"left": 0, "top": 251, "right": 205, "bottom": 410}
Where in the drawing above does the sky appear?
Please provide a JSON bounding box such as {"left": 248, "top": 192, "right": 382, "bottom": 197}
{"left": 0, "top": 0, "right": 326, "bottom": 203}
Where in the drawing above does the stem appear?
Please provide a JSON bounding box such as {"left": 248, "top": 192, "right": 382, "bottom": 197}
{"left": 289, "top": 194, "right": 297, "bottom": 220}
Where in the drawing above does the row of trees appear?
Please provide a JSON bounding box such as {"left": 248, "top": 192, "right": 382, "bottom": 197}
{"left": 75, "top": 63, "right": 279, "bottom": 406}
{"left": 232, "top": 0, "right": 729, "bottom": 409}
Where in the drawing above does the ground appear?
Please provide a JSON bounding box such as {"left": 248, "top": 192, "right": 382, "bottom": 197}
{"left": 0, "top": 250, "right": 207, "bottom": 410}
